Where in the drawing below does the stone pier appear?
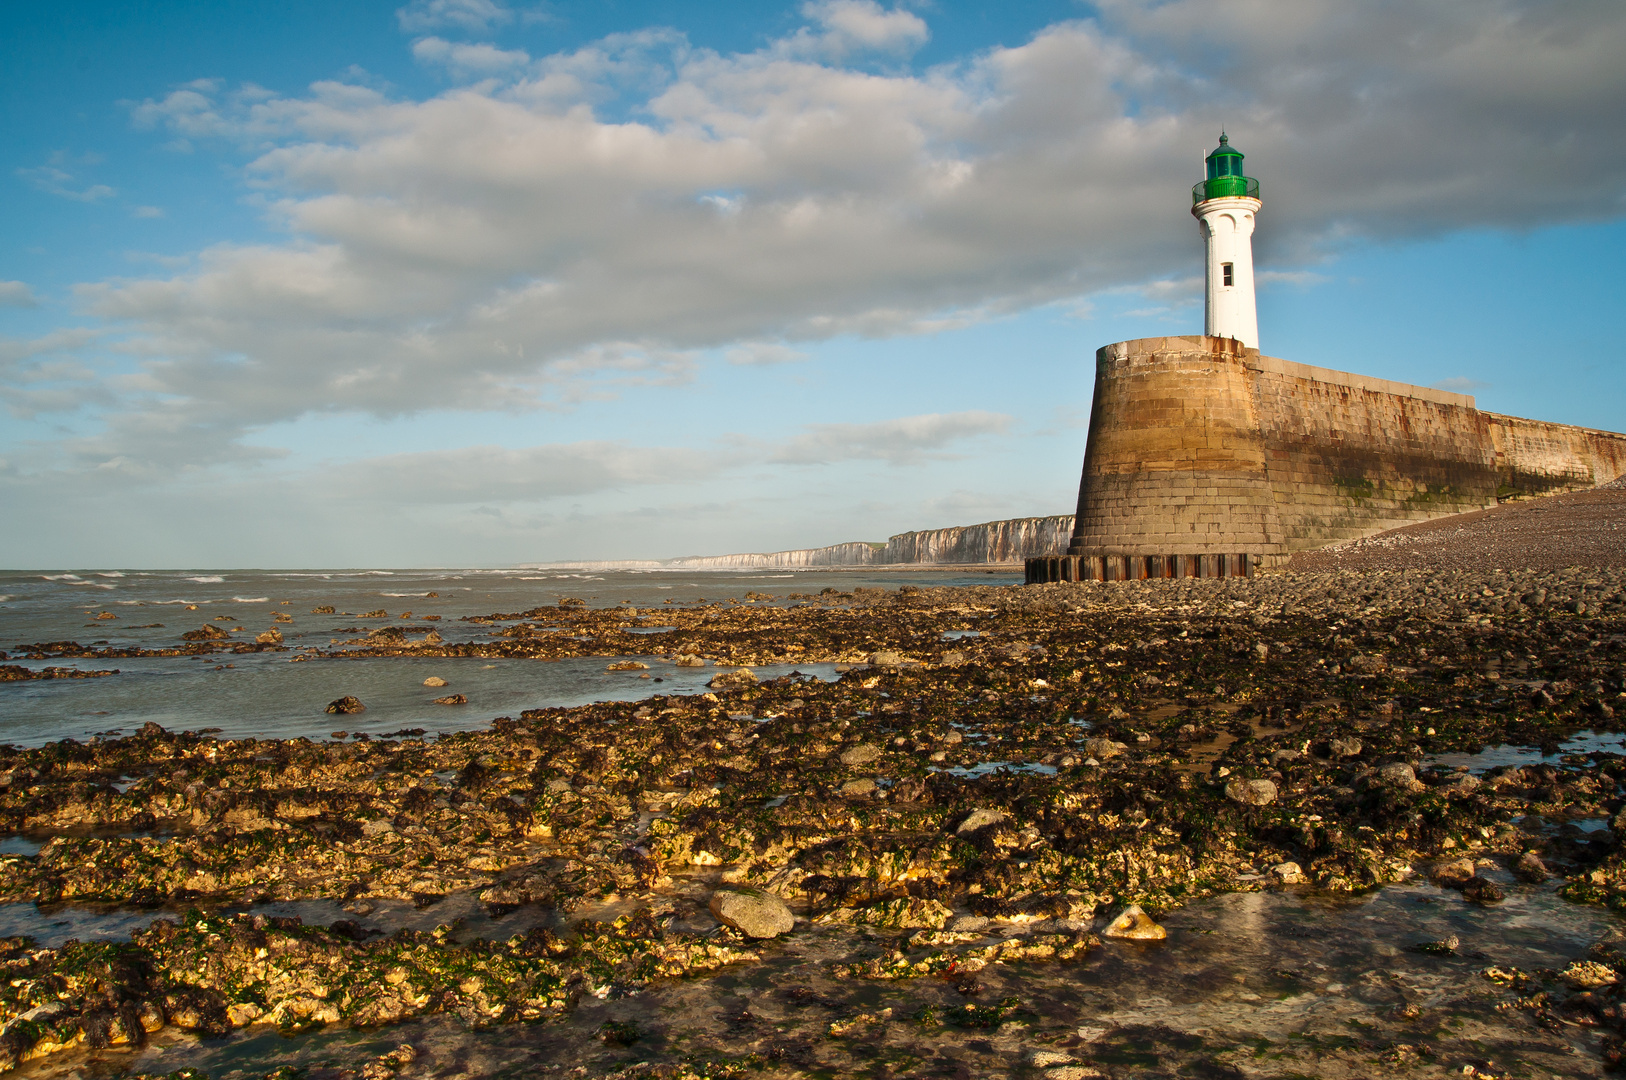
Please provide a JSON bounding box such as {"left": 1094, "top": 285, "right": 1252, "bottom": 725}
{"left": 1027, "top": 335, "right": 1626, "bottom": 583}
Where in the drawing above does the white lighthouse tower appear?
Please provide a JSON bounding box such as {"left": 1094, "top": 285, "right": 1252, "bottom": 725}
{"left": 1191, "top": 134, "right": 1261, "bottom": 349}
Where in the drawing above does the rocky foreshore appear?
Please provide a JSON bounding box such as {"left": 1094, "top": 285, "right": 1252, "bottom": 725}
{"left": 1, "top": 566, "right": 1624, "bottom": 1076}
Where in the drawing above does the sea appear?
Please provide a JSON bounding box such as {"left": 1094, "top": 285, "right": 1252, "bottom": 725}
{"left": 0, "top": 566, "right": 1017, "bottom": 748}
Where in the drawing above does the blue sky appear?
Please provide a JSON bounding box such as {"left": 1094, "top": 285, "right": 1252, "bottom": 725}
{"left": 2, "top": 0, "right": 1623, "bottom": 568}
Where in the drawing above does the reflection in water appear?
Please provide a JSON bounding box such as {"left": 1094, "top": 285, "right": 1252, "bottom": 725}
{"left": 0, "top": 655, "right": 843, "bottom": 747}
{"left": 15, "top": 877, "right": 1618, "bottom": 1078}
{"left": 1429, "top": 729, "right": 1626, "bottom": 773}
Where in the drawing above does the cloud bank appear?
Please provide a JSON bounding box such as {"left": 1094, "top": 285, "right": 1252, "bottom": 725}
{"left": 7, "top": 0, "right": 1626, "bottom": 495}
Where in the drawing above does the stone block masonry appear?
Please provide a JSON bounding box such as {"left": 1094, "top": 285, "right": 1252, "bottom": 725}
{"left": 1028, "top": 335, "right": 1626, "bottom": 582}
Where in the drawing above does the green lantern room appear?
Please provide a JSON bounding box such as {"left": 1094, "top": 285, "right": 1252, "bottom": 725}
{"left": 1194, "top": 134, "right": 1260, "bottom": 203}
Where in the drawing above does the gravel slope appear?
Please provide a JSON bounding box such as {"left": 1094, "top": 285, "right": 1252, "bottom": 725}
{"left": 1288, "top": 476, "right": 1626, "bottom": 573}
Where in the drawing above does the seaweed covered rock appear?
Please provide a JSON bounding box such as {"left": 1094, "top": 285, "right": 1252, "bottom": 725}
{"left": 709, "top": 887, "right": 794, "bottom": 938}
{"left": 707, "top": 667, "right": 756, "bottom": 689}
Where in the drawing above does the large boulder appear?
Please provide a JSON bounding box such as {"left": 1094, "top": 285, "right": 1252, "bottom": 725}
{"left": 1431, "top": 858, "right": 1477, "bottom": 889}
{"left": 1514, "top": 852, "right": 1550, "bottom": 883}
{"left": 709, "top": 887, "right": 794, "bottom": 938}
{"left": 838, "top": 743, "right": 882, "bottom": 766}
{"left": 182, "top": 624, "right": 232, "bottom": 641}
{"left": 1326, "top": 737, "right": 1363, "bottom": 759}
{"left": 1269, "top": 861, "right": 1307, "bottom": 885}
{"left": 1373, "top": 762, "right": 1427, "bottom": 793}
{"left": 325, "top": 696, "right": 366, "bottom": 715}
{"left": 1101, "top": 904, "right": 1167, "bottom": 941}
{"left": 955, "top": 808, "right": 1009, "bottom": 836}
{"left": 1225, "top": 778, "right": 1278, "bottom": 806}
{"left": 1081, "top": 738, "right": 1126, "bottom": 760}
{"left": 707, "top": 668, "right": 757, "bottom": 689}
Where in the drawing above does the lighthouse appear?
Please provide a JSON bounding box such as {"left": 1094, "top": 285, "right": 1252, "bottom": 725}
{"left": 1192, "top": 134, "right": 1261, "bottom": 349}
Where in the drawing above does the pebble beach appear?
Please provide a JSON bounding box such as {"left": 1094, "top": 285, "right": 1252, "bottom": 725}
{"left": 0, "top": 489, "right": 1623, "bottom": 1078}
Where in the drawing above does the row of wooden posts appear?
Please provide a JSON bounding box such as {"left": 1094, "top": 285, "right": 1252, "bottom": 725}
{"left": 1024, "top": 552, "right": 1257, "bottom": 584}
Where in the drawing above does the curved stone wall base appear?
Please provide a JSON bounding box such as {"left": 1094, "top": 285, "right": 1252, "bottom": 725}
{"left": 1025, "top": 552, "right": 1256, "bottom": 584}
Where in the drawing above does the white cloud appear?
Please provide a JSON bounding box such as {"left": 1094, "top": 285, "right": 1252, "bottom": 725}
{"left": 412, "top": 36, "right": 531, "bottom": 78}
{"left": 0, "top": 282, "right": 39, "bottom": 308}
{"left": 338, "top": 440, "right": 717, "bottom": 502}
{"left": 769, "top": 410, "right": 1013, "bottom": 465}
{"left": 0, "top": 329, "right": 101, "bottom": 368}
{"left": 16, "top": 164, "right": 115, "bottom": 203}
{"left": 397, "top": 0, "right": 514, "bottom": 35}
{"left": 0, "top": 329, "right": 110, "bottom": 420}
{"left": 787, "top": 1, "right": 930, "bottom": 59}
{"left": 725, "top": 341, "right": 809, "bottom": 366}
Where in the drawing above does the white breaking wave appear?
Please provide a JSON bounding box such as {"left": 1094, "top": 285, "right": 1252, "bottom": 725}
{"left": 381, "top": 592, "right": 431, "bottom": 597}
{"left": 232, "top": 596, "right": 271, "bottom": 603}
{"left": 96, "top": 572, "right": 125, "bottom": 578}
{"left": 0, "top": 596, "right": 11, "bottom": 603}
{"left": 186, "top": 576, "right": 225, "bottom": 583}
{"left": 42, "top": 574, "right": 81, "bottom": 581}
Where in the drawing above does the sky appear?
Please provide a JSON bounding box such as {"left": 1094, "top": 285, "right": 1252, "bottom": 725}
{"left": 2, "top": 0, "right": 1624, "bottom": 569}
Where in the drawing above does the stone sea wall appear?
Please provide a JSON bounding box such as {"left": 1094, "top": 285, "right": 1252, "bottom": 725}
{"left": 1063, "top": 335, "right": 1626, "bottom": 562}
{"left": 1486, "top": 412, "right": 1626, "bottom": 498}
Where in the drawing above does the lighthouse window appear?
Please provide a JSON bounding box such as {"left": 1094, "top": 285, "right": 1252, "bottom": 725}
{"left": 1222, "top": 262, "right": 1234, "bottom": 287}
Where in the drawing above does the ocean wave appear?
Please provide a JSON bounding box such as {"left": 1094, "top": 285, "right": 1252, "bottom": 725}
{"left": 186, "top": 576, "right": 225, "bottom": 583}
{"left": 0, "top": 596, "right": 11, "bottom": 603}
{"left": 95, "top": 572, "right": 126, "bottom": 578}
{"left": 380, "top": 592, "right": 430, "bottom": 597}
{"left": 232, "top": 596, "right": 270, "bottom": 603}
{"left": 153, "top": 599, "right": 201, "bottom": 605}
{"left": 42, "top": 574, "right": 82, "bottom": 581}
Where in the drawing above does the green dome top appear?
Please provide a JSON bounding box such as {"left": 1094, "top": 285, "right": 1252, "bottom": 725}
{"left": 1206, "top": 133, "right": 1244, "bottom": 174}
{"left": 1195, "top": 133, "right": 1259, "bottom": 204}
